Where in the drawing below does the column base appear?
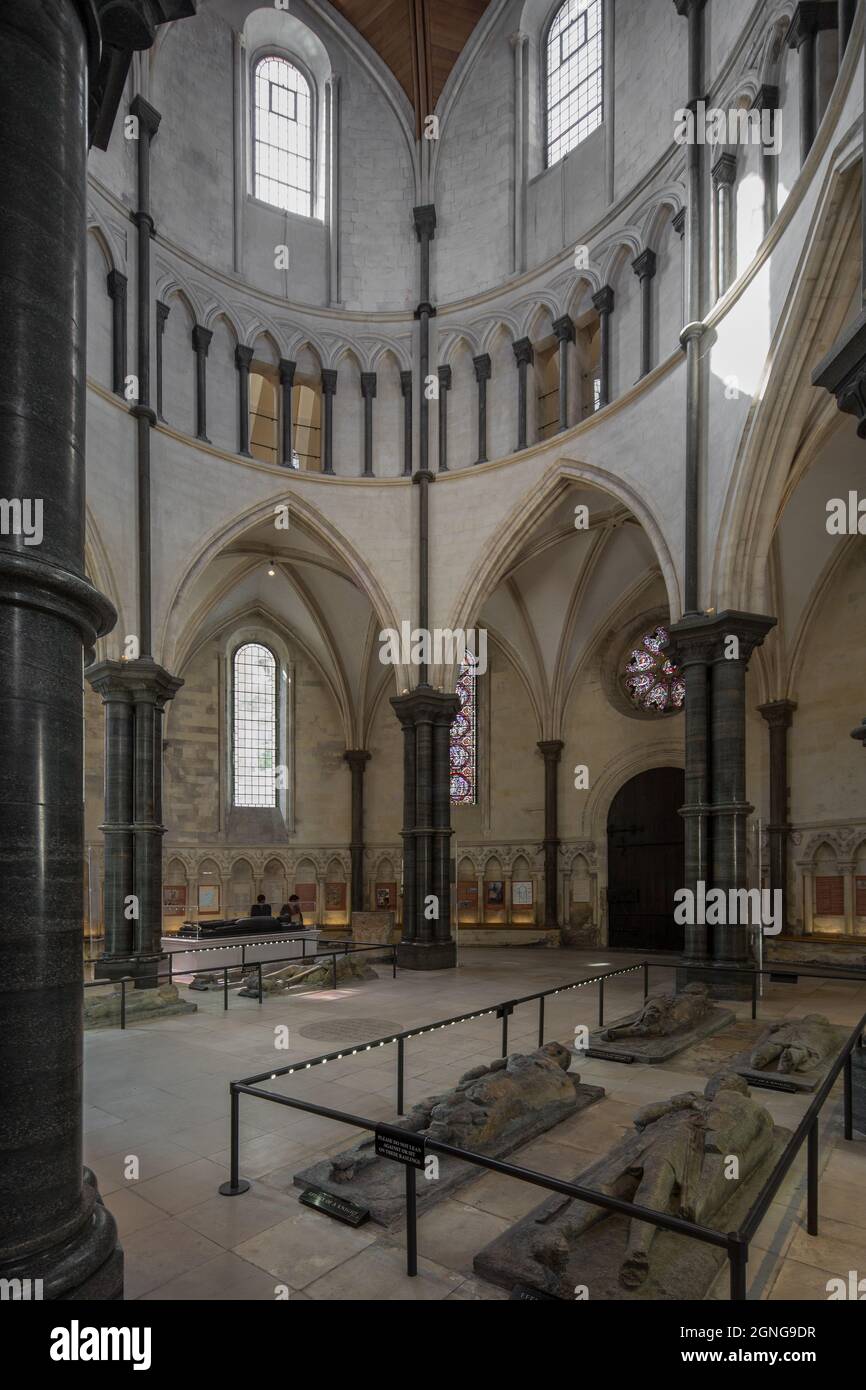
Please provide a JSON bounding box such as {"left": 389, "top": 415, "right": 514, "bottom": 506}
{"left": 676, "top": 960, "right": 755, "bottom": 1000}
{"left": 396, "top": 939, "right": 457, "bottom": 971}
{"left": 0, "top": 1171, "right": 123, "bottom": 1301}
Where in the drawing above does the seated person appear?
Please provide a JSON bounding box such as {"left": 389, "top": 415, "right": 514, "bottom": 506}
{"left": 278, "top": 895, "right": 305, "bottom": 928}
{"left": 249, "top": 894, "right": 271, "bottom": 918}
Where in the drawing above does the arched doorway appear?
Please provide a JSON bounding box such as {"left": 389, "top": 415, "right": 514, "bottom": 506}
{"left": 607, "top": 768, "right": 684, "bottom": 951}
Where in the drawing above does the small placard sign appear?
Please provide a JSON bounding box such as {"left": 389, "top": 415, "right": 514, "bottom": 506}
{"left": 509, "top": 1284, "right": 562, "bottom": 1301}
{"left": 584, "top": 1048, "right": 635, "bottom": 1064}
{"left": 299, "top": 1186, "right": 369, "bottom": 1227}
{"left": 374, "top": 1127, "right": 426, "bottom": 1169}
{"left": 769, "top": 972, "right": 799, "bottom": 984}
{"left": 737, "top": 1073, "right": 799, "bottom": 1094}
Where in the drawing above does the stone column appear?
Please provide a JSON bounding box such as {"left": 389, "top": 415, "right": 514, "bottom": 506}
{"left": 473, "top": 353, "right": 491, "bottom": 464}
{"left": 712, "top": 153, "right": 737, "bottom": 298}
{"left": 538, "top": 741, "right": 564, "bottom": 929}
{"left": 0, "top": 0, "right": 195, "bottom": 1307}
{"left": 754, "top": 85, "right": 780, "bottom": 236}
{"left": 235, "top": 344, "right": 253, "bottom": 456}
{"left": 361, "top": 372, "right": 376, "bottom": 477}
{"left": 279, "top": 358, "right": 295, "bottom": 468}
{"left": 86, "top": 660, "right": 183, "bottom": 984}
{"left": 553, "top": 315, "right": 575, "bottom": 429}
{"left": 510, "top": 30, "right": 529, "bottom": 275}
{"left": 156, "top": 300, "right": 170, "bottom": 420}
{"left": 787, "top": 3, "right": 821, "bottom": 166}
{"left": 107, "top": 268, "right": 128, "bottom": 397}
{"left": 591, "top": 290, "right": 614, "bottom": 408}
{"left": 392, "top": 689, "right": 460, "bottom": 968}
{"left": 321, "top": 368, "right": 337, "bottom": 474}
{"left": 758, "top": 700, "right": 797, "bottom": 935}
{"left": 672, "top": 207, "right": 687, "bottom": 328}
{"left": 437, "top": 366, "right": 451, "bottom": 471}
{"left": 668, "top": 620, "right": 716, "bottom": 965}
{"left": 343, "top": 751, "right": 371, "bottom": 913}
{"left": 513, "top": 336, "right": 534, "bottom": 450}
{"left": 400, "top": 370, "right": 413, "bottom": 476}
{"left": 632, "top": 249, "right": 657, "bottom": 377}
{"left": 192, "top": 323, "right": 212, "bottom": 442}
{"left": 709, "top": 615, "right": 776, "bottom": 982}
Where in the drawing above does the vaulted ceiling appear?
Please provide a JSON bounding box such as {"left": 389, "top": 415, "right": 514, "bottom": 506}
{"left": 328, "top": 0, "right": 492, "bottom": 132}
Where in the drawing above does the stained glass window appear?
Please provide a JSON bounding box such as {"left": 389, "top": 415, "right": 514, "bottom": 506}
{"left": 623, "top": 627, "right": 685, "bottom": 714}
{"left": 253, "top": 56, "right": 312, "bottom": 216}
{"left": 450, "top": 654, "right": 478, "bottom": 806}
{"left": 233, "top": 643, "right": 278, "bottom": 807}
{"left": 546, "top": 0, "right": 604, "bottom": 168}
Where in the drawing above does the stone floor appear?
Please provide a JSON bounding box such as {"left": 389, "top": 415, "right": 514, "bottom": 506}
{"left": 82, "top": 947, "right": 866, "bottom": 1301}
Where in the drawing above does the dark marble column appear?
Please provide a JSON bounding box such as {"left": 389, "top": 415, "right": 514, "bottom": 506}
{"left": 787, "top": 4, "right": 821, "bottom": 165}
{"left": 107, "top": 268, "right": 128, "bottom": 397}
{"left": 759, "top": 700, "right": 797, "bottom": 935}
{"left": 0, "top": 0, "right": 173, "bottom": 1306}
{"left": 669, "top": 623, "right": 715, "bottom": 964}
{"left": 192, "top": 324, "right": 212, "bottom": 442}
{"left": 437, "top": 366, "right": 451, "bottom": 471}
{"left": 712, "top": 153, "right": 737, "bottom": 299}
{"left": 86, "top": 660, "right": 182, "bottom": 986}
{"left": 538, "top": 741, "right": 564, "bottom": 930}
{"left": 155, "top": 300, "right": 170, "bottom": 420}
{"left": 591, "top": 289, "right": 614, "bottom": 407}
{"left": 343, "top": 750, "right": 370, "bottom": 912}
{"left": 321, "top": 368, "right": 337, "bottom": 474}
{"left": 552, "top": 315, "right": 575, "bottom": 429}
{"left": 400, "top": 370, "right": 413, "bottom": 476}
{"left": 839, "top": 0, "right": 856, "bottom": 60}
{"left": 235, "top": 344, "right": 253, "bottom": 456}
{"left": 672, "top": 207, "right": 687, "bottom": 328}
{"left": 753, "top": 85, "right": 780, "bottom": 236}
{"left": 392, "top": 689, "right": 460, "bottom": 969}
{"left": 361, "top": 371, "right": 376, "bottom": 477}
{"left": 279, "top": 358, "right": 295, "bottom": 468}
{"left": 709, "top": 614, "right": 776, "bottom": 981}
{"left": 632, "top": 250, "right": 657, "bottom": 378}
{"left": 473, "top": 353, "right": 491, "bottom": 463}
{"left": 513, "top": 336, "right": 534, "bottom": 450}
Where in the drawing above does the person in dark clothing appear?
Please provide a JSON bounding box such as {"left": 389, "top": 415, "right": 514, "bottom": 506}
{"left": 250, "top": 893, "right": 271, "bottom": 918}
{"left": 278, "top": 894, "right": 304, "bottom": 927}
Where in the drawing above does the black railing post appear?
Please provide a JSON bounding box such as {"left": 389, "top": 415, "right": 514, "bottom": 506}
{"left": 218, "top": 1085, "right": 251, "bottom": 1196}
{"left": 397, "top": 1036, "right": 405, "bottom": 1115}
{"left": 728, "top": 1235, "right": 748, "bottom": 1301}
{"left": 392, "top": 946, "right": 397, "bottom": 979}
{"left": 501, "top": 1010, "right": 508, "bottom": 1057}
{"left": 844, "top": 1054, "right": 853, "bottom": 1141}
{"left": 223, "top": 967, "right": 229, "bottom": 1012}
{"left": 598, "top": 976, "right": 605, "bottom": 1028}
{"left": 643, "top": 961, "right": 649, "bottom": 1000}
{"left": 120, "top": 977, "right": 127, "bottom": 1031}
{"left": 332, "top": 954, "right": 338, "bottom": 991}
{"left": 751, "top": 970, "right": 758, "bottom": 1021}
{"left": 257, "top": 962, "right": 263, "bottom": 1004}
{"left": 807, "top": 1120, "right": 819, "bottom": 1234}
{"left": 538, "top": 995, "right": 545, "bottom": 1047}
{"left": 405, "top": 1165, "right": 418, "bottom": 1277}
{"left": 168, "top": 953, "right": 173, "bottom": 986}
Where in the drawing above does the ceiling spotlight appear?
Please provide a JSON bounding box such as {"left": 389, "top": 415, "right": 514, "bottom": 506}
{"left": 267, "top": 561, "right": 276, "bottom": 576}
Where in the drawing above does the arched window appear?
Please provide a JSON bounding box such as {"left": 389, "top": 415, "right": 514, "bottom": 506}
{"left": 233, "top": 643, "right": 278, "bottom": 807}
{"left": 546, "top": 0, "right": 604, "bottom": 167}
{"left": 253, "top": 55, "right": 312, "bottom": 216}
{"left": 450, "top": 654, "right": 478, "bottom": 806}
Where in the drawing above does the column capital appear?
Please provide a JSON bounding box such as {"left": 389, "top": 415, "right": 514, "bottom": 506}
{"left": 632, "top": 248, "right": 657, "bottom": 281}
{"left": 413, "top": 204, "right": 437, "bottom": 241}
{"left": 512, "top": 336, "right": 534, "bottom": 366}
{"left": 191, "top": 324, "right": 212, "bottom": 355}
{"left": 672, "top": 207, "right": 687, "bottom": 239}
{"left": 400, "top": 369, "right": 413, "bottom": 396}
{"left": 592, "top": 286, "right": 615, "bottom": 316}
{"left": 752, "top": 83, "right": 780, "bottom": 113}
{"left": 128, "top": 93, "right": 162, "bottom": 140}
{"left": 673, "top": 0, "right": 708, "bottom": 16}
{"left": 106, "top": 268, "right": 127, "bottom": 300}
{"left": 786, "top": 3, "right": 832, "bottom": 48}
{"left": 279, "top": 357, "right": 296, "bottom": 386}
{"left": 670, "top": 610, "right": 776, "bottom": 665}
{"left": 812, "top": 307, "right": 866, "bottom": 438}
{"left": 712, "top": 151, "right": 738, "bottom": 187}
{"left": 552, "top": 314, "right": 575, "bottom": 344}
{"left": 156, "top": 299, "right": 170, "bottom": 329}
{"left": 86, "top": 656, "right": 184, "bottom": 708}
{"left": 437, "top": 364, "right": 452, "bottom": 390}
{"left": 321, "top": 368, "right": 338, "bottom": 395}
{"left": 360, "top": 371, "right": 377, "bottom": 399}
{"left": 473, "top": 353, "right": 492, "bottom": 382}
{"left": 509, "top": 30, "right": 530, "bottom": 52}
{"left": 537, "top": 739, "right": 565, "bottom": 762}
{"left": 391, "top": 688, "right": 460, "bottom": 728}
{"left": 758, "top": 699, "right": 798, "bottom": 730}
{"left": 235, "top": 344, "right": 254, "bottom": 369}
{"left": 343, "top": 749, "right": 372, "bottom": 770}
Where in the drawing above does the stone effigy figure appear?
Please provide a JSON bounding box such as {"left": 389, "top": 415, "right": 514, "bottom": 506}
{"left": 601, "top": 981, "right": 712, "bottom": 1042}
{"left": 330, "top": 1043, "right": 577, "bottom": 1183}
{"left": 750, "top": 1014, "right": 839, "bottom": 1074}
{"left": 529, "top": 1073, "right": 774, "bottom": 1290}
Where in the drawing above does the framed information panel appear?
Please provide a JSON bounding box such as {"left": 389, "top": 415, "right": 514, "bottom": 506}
{"left": 857, "top": 876, "right": 866, "bottom": 916}
{"left": 198, "top": 884, "right": 219, "bottom": 913}
{"left": 512, "top": 881, "right": 533, "bottom": 906}
{"left": 375, "top": 882, "right": 397, "bottom": 910}
{"left": 457, "top": 881, "right": 478, "bottom": 919}
{"left": 163, "top": 885, "right": 187, "bottom": 916}
{"left": 294, "top": 883, "right": 317, "bottom": 916}
{"left": 815, "top": 875, "right": 844, "bottom": 916}
{"left": 325, "top": 881, "right": 347, "bottom": 912}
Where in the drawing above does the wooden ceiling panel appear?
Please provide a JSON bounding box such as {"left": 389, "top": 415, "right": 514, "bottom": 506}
{"left": 328, "top": 0, "right": 491, "bottom": 130}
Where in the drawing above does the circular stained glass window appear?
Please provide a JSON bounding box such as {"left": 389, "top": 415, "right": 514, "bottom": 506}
{"left": 623, "top": 626, "right": 685, "bottom": 714}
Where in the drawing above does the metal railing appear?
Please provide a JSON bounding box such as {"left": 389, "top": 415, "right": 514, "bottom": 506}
{"left": 221, "top": 959, "right": 865, "bottom": 1300}
{"left": 84, "top": 938, "right": 397, "bottom": 1029}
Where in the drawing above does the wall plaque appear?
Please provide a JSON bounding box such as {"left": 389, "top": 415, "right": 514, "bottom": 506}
{"left": 294, "top": 882, "right": 317, "bottom": 915}
{"left": 163, "top": 885, "right": 187, "bottom": 915}
{"left": 375, "top": 882, "right": 397, "bottom": 910}
{"left": 815, "top": 875, "right": 844, "bottom": 916}
{"left": 512, "top": 880, "right": 533, "bottom": 907}
{"left": 374, "top": 1127, "right": 426, "bottom": 1169}
{"left": 856, "top": 876, "right": 866, "bottom": 916}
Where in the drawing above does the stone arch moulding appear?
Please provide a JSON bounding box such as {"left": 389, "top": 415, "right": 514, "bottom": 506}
{"left": 580, "top": 742, "right": 685, "bottom": 845}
